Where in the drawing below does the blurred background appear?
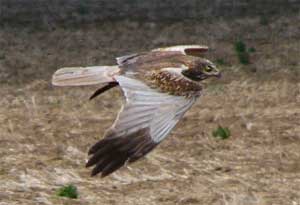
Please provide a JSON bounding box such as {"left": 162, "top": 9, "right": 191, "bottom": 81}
{"left": 0, "top": 1, "right": 300, "bottom": 205}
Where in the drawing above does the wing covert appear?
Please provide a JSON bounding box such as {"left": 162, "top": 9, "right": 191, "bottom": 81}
{"left": 152, "top": 45, "right": 209, "bottom": 56}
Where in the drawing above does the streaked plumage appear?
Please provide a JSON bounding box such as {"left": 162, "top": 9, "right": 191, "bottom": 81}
{"left": 52, "top": 45, "right": 221, "bottom": 177}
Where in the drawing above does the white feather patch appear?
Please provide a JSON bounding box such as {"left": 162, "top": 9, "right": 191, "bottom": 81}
{"left": 113, "top": 76, "right": 197, "bottom": 143}
{"left": 52, "top": 66, "right": 119, "bottom": 86}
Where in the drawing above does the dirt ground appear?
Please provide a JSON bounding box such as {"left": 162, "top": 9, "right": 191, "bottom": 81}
{"left": 0, "top": 15, "right": 300, "bottom": 205}
{"left": 1, "top": 73, "right": 300, "bottom": 205}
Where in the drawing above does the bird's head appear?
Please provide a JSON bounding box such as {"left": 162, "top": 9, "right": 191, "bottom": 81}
{"left": 182, "top": 58, "right": 221, "bottom": 81}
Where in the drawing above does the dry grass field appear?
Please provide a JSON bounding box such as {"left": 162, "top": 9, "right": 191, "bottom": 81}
{"left": 0, "top": 15, "right": 300, "bottom": 205}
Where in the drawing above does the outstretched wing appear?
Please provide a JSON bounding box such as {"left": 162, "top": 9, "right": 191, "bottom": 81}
{"left": 116, "top": 45, "right": 209, "bottom": 66}
{"left": 86, "top": 76, "right": 197, "bottom": 177}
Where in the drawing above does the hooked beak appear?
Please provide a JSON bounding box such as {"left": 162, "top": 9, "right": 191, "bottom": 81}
{"left": 209, "top": 63, "right": 221, "bottom": 79}
{"left": 214, "top": 71, "right": 222, "bottom": 79}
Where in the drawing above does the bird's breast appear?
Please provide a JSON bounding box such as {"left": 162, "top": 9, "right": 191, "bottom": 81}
{"left": 146, "top": 70, "right": 202, "bottom": 97}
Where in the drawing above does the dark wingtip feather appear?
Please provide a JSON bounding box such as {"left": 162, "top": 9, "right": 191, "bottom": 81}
{"left": 100, "top": 159, "right": 126, "bottom": 178}
{"left": 86, "top": 128, "right": 157, "bottom": 178}
{"left": 87, "top": 137, "right": 113, "bottom": 155}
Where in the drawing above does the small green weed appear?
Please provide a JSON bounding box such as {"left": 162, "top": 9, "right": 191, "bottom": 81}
{"left": 212, "top": 126, "right": 231, "bottom": 140}
{"left": 248, "top": 47, "right": 256, "bottom": 53}
{"left": 234, "top": 40, "right": 251, "bottom": 65}
{"left": 234, "top": 40, "right": 246, "bottom": 53}
{"left": 56, "top": 184, "right": 78, "bottom": 199}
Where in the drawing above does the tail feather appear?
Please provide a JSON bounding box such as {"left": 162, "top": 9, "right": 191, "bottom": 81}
{"left": 52, "top": 66, "right": 120, "bottom": 86}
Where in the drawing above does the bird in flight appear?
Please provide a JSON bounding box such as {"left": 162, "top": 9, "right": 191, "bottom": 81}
{"left": 52, "top": 45, "right": 221, "bottom": 177}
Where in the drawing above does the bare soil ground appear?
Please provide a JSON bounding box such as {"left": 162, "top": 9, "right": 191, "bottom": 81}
{"left": 1, "top": 75, "right": 300, "bottom": 205}
{"left": 0, "top": 15, "right": 300, "bottom": 205}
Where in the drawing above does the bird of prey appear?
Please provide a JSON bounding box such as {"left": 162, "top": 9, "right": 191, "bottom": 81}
{"left": 52, "top": 45, "right": 221, "bottom": 177}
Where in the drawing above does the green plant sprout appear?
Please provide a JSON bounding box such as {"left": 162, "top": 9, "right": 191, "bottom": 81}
{"left": 212, "top": 126, "right": 231, "bottom": 140}
{"left": 56, "top": 184, "right": 78, "bottom": 199}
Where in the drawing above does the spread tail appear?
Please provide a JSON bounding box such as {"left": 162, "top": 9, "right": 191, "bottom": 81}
{"left": 52, "top": 66, "right": 120, "bottom": 86}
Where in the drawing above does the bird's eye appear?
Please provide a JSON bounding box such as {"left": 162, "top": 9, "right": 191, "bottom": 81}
{"left": 204, "top": 65, "right": 213, "bottom": 72}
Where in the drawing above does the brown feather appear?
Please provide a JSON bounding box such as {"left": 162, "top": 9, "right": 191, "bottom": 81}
{"left": 147, "top": 70, "right": 202, "bottom": 96}
{"left": 86, "top": 128, "right": 157, "bottom": 177}
{"left": 185, "top": 48, "right": 208, "bottom": 56}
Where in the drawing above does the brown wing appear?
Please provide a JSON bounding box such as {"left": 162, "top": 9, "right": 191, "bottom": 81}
{"left": 86, "top": 76, "right": 197, "bottom": 177}
{"left": 116, "top": 45, "right": 209, "bottom": 67}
